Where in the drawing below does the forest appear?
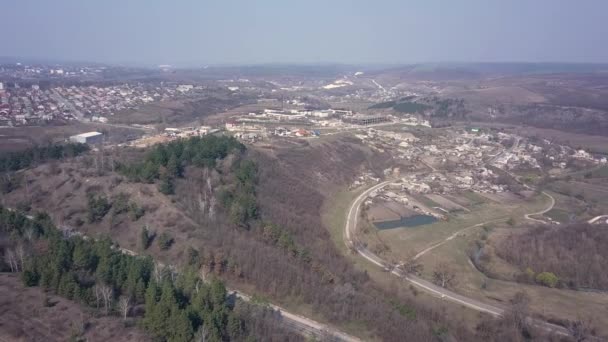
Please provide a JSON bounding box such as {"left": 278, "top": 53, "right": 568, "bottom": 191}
{"left": 496, "top": 223, "right": 608, "bottom": 290}
{"left": 0, "top": 206, "right": 301, "bottom": 341}
{"left": 0, "top": 142, "right": 89, "bottom": 172}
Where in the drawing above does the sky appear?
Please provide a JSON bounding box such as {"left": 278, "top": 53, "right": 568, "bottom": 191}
{"left": 1, "top": 0, "right": 607, "bottom": 66}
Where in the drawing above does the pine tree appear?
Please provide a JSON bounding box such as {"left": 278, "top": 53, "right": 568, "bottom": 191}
{"left": 167, "top": 153, "right": 180, "bottom": 178}
{"left": 158, "top": 169, "right": 174, "bottom": 195}
{"left": 141, "top": 226, "right": 151, "bottom": 250}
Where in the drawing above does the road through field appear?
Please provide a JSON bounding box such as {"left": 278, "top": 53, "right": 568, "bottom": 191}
{"left": 344, "top": 182, "right": 570, "bottom": 336}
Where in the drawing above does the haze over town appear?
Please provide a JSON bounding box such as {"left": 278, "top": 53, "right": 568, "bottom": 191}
{"left": 2, "top": 0, "right": 608, "bottom": 65}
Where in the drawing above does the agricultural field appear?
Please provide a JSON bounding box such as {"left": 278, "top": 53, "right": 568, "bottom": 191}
{"left": 372, "top": 191, "right": 548, "bottom": 259}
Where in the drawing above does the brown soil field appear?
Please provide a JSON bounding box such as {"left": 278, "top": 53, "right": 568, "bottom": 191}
{"left": 0, "top": 273, "right": 150, "bottom": 342}
{"left": 0, "top": 123, "right": 145, "bottom": 152}
{"left": 367, "top": 200, "right": 416, "bottom": 222}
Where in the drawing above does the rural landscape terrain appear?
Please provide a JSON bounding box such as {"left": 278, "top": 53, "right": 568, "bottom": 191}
{"left": 1, "top": 60, "right": 608, "bottom": 342}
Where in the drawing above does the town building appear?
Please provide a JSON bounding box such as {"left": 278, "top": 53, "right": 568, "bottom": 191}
{"left": 344, "top": 114, "right": 389, "bottom": 126}
{"left": 69, "top": 131, "right": 103, "bottom": 144}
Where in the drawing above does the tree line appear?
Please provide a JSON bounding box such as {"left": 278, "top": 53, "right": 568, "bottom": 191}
{"left": 496, "top": 222, "right": 608, "bottom": 290}
{"left": 0, "top": 142, "right": 89, "bottom": 172}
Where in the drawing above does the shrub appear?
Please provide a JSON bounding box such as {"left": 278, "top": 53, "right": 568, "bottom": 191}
{"left": 536, "top": 271, "right": 559, "bottom": 288}
{"left": 157, "top": 232, "right": 173, "bottom": 250}
{"left": 87, "top": 193, "right": 111, "bottom": 223}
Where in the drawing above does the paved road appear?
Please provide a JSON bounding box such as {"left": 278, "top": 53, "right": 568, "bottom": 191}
{"left": 371, "top": 79, "right": 386, "bottom": 92}
{"left": 344, "top": 182, "right": 570, "bottom": 336}
{"left": 588, "top": 215, "right": 608, "bottom": 224}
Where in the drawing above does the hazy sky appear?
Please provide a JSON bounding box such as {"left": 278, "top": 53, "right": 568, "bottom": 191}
{"left": 2, "top": 0, "right": 607, "bottom": 66}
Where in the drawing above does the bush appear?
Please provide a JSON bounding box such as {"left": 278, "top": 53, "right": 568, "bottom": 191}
{"left": 129, "top": 203, "right": 145, "bottom": 221}
{"left": 87, "top": 194, "right": 111, "bottom": 223}
{"left": 141, "top": 226, "right": 152, "bottom": 250}
{"left": 536, "top": 272, "right": 559, "bottom": 288}
{"left": 157, "top": 232, "right": 173, "bottom": 250}
{"left": 111, "top": 193, "right": 130, "bottom": 216}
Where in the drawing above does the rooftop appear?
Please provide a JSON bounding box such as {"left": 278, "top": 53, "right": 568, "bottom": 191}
{"left": 74, "top": 131, "right": 103, "bottom": 138}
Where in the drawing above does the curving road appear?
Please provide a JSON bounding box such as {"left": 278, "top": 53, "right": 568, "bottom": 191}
{"left": 524, "top": 191, "right": 555, "bottom": 224}
{"left": 344, "top": 182, "right": 570, "bottom": 336}
{"left": 588, "top": 215, "right": 608, "bottom": 224}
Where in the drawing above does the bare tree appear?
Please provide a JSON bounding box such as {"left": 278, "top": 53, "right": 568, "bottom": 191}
{"left": 167, "top": 265, "right": 177, "bottom": 283}
{"left": 194, "top": 325, "right": 208, "bottom": 342}
{"left": 118, "top": 296, "right": 131, "bottom": 320}
{"left": 4, "top": 248, "right": 18, "bottom": 272}
{"left": 93, "top": 284, "right": 102, "bottom": 309}
{"left": 506, "top": 291, "right": 530, "bottom": 330}
{"left": 568, "top": 315, "right": 595, "bottom": 342}
{"left": 208, "top": 195, "right": 216, "bottom": 221}
{"left": 15, "top": 244, "right": 26, "bottom": 271}
{"left": 153, "top": 262, "right": 164, "bottom": 283}
{"left": 24, "top": 227, "right": 35, "bottom": 241}
{"left": 400, "top": 253, "right": 424, "bottom": 276}
{"left": 100, "top": 284, "right": 113, "bottom": 314}
{"left": 432, "top": 262, "right": 456, "bottom": 289}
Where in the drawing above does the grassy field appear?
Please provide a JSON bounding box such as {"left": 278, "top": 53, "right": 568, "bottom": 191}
{"left": 320, "top": 186, "right": 486, "bottom": 332}
{"left": 375, "top": 192, "right": 550, "bottom": 261}
{"left": 542, "top": 188, "right": 593, "bottom": 222}
{"left": 320, "top": 178, "right": 608, "bottom": 335}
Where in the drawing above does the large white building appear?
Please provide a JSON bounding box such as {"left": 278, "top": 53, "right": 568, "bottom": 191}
{"left": 69, "top": 131, "right": 104, "bottom": 144}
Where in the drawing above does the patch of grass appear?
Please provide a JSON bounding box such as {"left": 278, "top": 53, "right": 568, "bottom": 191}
{"left": 591, "top": 165, "right": 608, "bottom": 178}
{"left": 460, "top": 191, "right": 487, "bottom": 206}
{"left": 544, "top": 208, "right": 570, "bottom": 223}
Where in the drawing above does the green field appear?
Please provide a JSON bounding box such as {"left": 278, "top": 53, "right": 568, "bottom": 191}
{"left": 376, "top": 192, "right": 550, "bottom": 262}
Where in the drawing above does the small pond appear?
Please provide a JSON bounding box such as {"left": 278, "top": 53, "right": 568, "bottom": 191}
{"left": 374, "top": 215, "right": 437, "bottom": 230}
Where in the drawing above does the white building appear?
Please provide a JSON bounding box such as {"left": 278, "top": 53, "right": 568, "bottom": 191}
{"left": 69, "top": 132, "right": 103, "bottom": 144}
{"left": 177, "top": 84, "right": 194, "bottom": 92}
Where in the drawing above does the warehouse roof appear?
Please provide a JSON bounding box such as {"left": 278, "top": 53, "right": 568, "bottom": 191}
{"left": 74, "top": 131, "right": 103, "bottom": 138}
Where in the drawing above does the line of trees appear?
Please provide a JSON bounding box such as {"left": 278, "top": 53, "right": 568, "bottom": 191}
{"left": 0, "top": 142, "right": 89, "bottom": 172}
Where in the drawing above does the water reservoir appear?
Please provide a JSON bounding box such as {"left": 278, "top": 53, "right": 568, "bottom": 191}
{"left": 374, "top": 215, "right": 437, "bottom": 230}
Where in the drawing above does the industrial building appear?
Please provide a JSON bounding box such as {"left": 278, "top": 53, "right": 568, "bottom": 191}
{"left": 343, "top": 114, "right": 389, "bottom": 126}
{"left": 69, "top": 131, "right": 104, "bottom": 144}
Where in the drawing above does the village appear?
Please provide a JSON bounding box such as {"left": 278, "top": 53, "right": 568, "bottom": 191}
{"left": 0, "top": 81, "right": 205, "bottom": 126}
{"left": 348, "top": 125, "right": 607, "bottom": 225}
